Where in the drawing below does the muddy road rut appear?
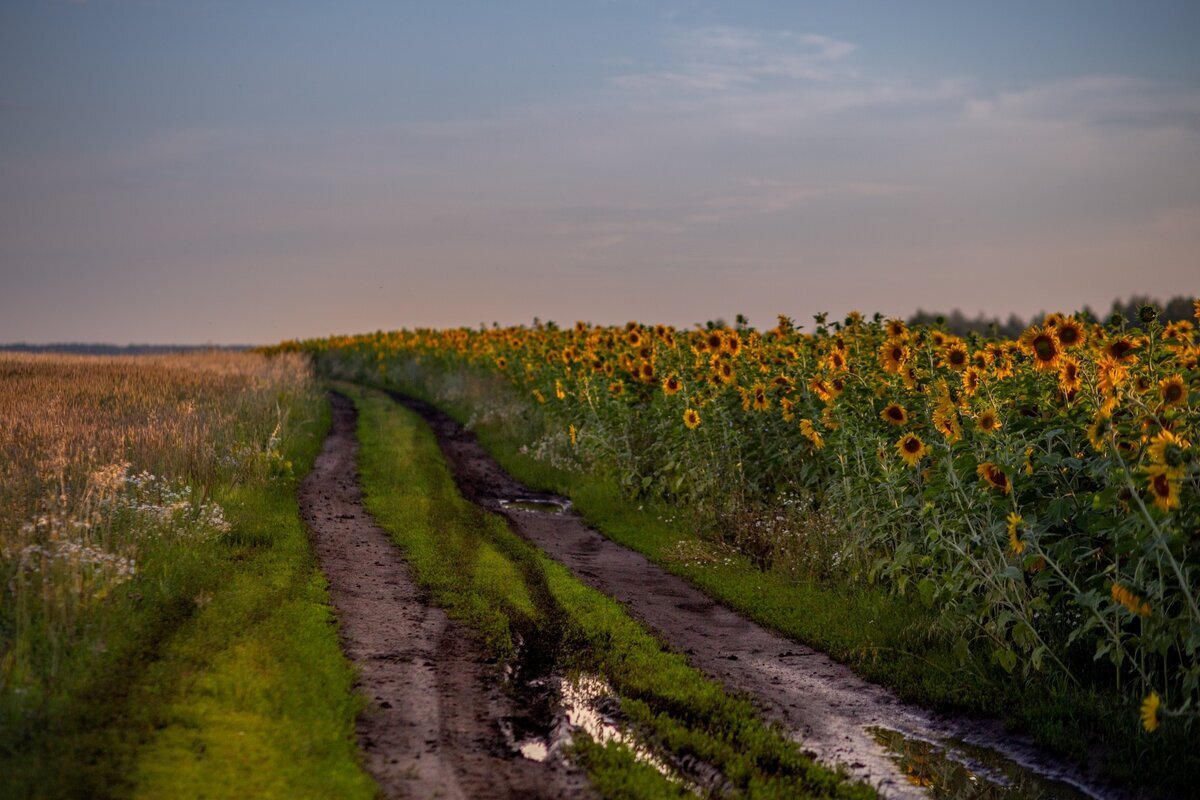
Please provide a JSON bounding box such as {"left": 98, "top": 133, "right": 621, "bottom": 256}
{"left": 393, "top": 391, "right": 1121, "bottom": 800}
{"left": 299, "top": 393, "right": 589, "bottom": 799}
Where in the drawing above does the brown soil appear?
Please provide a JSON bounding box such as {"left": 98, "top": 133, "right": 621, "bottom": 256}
{"left": 394, "top": 391, "right": 1123, "bottom": 800}
{"left": 298, "top": 392, "right": 591, "bottom": 799}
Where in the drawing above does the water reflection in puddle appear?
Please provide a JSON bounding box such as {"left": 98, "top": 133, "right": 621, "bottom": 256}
{"left": 516, "top": 673, "right": 693, "bottom": 789}
{"left": 868, "top": 727, "right": 1096, "bottom": 799}
{"left": 499, "top": 498, "right": 570, "bottom": 514}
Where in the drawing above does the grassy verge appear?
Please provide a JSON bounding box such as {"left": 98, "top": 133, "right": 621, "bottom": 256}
{"left": 343, "top": 382, "right": 874, "bottom": 799}
{"left": 1, "top": 394, "right": 375, "bottom": 800}
{"left": 377, "top": 373, "right": 1197, "bottom": 797}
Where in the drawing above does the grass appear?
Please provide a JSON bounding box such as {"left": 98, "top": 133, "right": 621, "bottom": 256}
{"left": 373, "top": 370, "right": 1199, "bottom": 798}
{"left": 343, "top": 381, "right": 875, "bottom": 799}
{"left": 1, "top": 393, "right": 375, "bottom": 800}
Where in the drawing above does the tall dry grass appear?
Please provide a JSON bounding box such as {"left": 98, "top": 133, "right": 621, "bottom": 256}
{"left": 0, "top": 351, "right": 313, "bottom": 689}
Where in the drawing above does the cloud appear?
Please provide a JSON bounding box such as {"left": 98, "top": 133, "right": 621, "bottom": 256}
{"left": 963, "top": 75, "right": 1200, "bottom": 132}
{"left": 611, "top": 26, "right": 856, "bottom": 93}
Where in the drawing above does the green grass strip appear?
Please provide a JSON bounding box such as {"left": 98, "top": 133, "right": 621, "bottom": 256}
{"left": 343, "top": 382, "right": 874, "bottom": 800}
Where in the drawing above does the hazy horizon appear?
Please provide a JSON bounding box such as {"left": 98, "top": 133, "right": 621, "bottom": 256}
{"left": 3, "top": 1, "right": 1197, "bottom": 345}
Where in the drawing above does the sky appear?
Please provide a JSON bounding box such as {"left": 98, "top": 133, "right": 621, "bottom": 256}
{"left": 1, "top": 1, "right": 1198, "bottom": 344}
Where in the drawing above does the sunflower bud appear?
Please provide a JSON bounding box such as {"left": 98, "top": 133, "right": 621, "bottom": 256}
{"left": 1138, "top": 303, "right": 1160, "bottom": 324}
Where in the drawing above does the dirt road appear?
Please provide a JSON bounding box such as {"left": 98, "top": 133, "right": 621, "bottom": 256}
{"left": 298, "top": 393, "right": 589, "bottom": 799}
{"left": 393, "top": 391, "right": 1117, "bottom": 800}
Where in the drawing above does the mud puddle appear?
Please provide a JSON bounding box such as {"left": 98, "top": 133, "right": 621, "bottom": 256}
{"left": 391, "top": 390, "right": 1127, "bottom": 800}
{"left": 300, "top": 392, "right": 591, "bottom": 799}
{"left": 500, "top": 497, "right": 571, "bottom": 514}
{"left": 500, "top": 629, "right": 726, "bottom": 795}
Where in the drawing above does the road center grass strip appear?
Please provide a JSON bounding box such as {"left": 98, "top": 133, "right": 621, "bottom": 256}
{"left": 342, "top": 382, "right": 875, "bottom": 800}
{"left": 1, "top": 394, "right": 375, "bottom": 800}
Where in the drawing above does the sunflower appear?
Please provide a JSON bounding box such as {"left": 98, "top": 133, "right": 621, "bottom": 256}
{"left": 1057, "top": 356, "right": 1083, "bottom": 394}
{"left": 1111, "top": 582, "right": 1152, "bottom": 617}
{"left": 932, "top": 388, "right": 963, "bottom": 443}
{"left": 930, "top": 330, "right": 948, "bottom": 347}
{"left": 1021, "top": 325, "right": 1061, "bottom": 371}
{"left": 712, "top": 358, "right": 736, "bottom": 385}
{"left": 1086, "top": 414, "right": 1111, "bottom": 452}
{"left": 880, "top": 402, "right": 908, "bottom": 426}
{"left": 555, "top": 380, "right": 566, "bottom": 400}
{"left": 976, "top": 462, "right": 1011, "bottom": 494}
{"left": 1103, "top": 336, "right": 1139, "bottom": 363}
{"left": 1141, "top": 692, "right": 1161, "bottom": 733}
{"left": 750, "top": 384, "right": 770, "bottom": 411}
{"left": 809, "top": 376, "right": 841, "bottom": 403}
{"left": 662, "top": 374, "right": 683, "bottom": 395}
{"left": 1007, "top": 512, "right": 1026, "bottom": 555}
{"left": 627, "top": 329, "right": 643, "bottom": 348}
{"left": 532, "top": 389, "right": 546, "bottom": 404}
{"left": 495, "top": 356, "right": 508, "bottom": 370}
{"left": 976, "top": 408, "right": 1002, "bottom": 434}
{"left": 1056, "top": 316, "right": 1086, "bottom": 349}
{"left": 779, "top": 396, "right": 796, "bottom": 422}
{"left": 878, "top": 341, "right": 909, "bottom": 375}
{"left": 1159, "top": 375, "right": 1187, "bottom": 408}
{"left": 722, "top": 331, "right": 743, "bottom": 357}
{"left": 799, "top": 418, "right": 824, "bottom": 449}
{"left": 824, "top": 349, "right": 848, "bottom": 372}
{"left": 885, "top": 318, "right": 908, "bottom": 339}
{"left": 1144, "top": 464, "right": 1180, "bottom": 511}
{"left": 962, "top": 367, "right": 981, "bottom": 396}
{"left": 1147, "top": 429, "right": 1189, "bottom": 471}
{"left": 943, "top": 342, "right": 969, "bottom": 371}
{"left": 1097, "top": 355, "right": 1129, "bottom": 394}
{"left": 901, "top": 364, "right": 922, "bottom": 391}
{"left": 608, "top": 380, "right": 625, "bottom": 397}
{"left": 895, "top": 433, "right": 928, "bottom": 467}
{"left": 704, "top": 330, "right": 724, "bottom": 352}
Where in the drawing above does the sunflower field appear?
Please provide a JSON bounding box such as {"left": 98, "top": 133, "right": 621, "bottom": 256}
{"left": 277, "top": 302, "right": 1199, "bottom": 733}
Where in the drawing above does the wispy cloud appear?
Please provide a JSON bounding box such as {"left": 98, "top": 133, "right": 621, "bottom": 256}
{"left": 611, "top": 26, "right": 856, "bottom": 93}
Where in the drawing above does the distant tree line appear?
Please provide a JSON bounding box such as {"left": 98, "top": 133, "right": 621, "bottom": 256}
{"left": 908, "top": 294, "right": 1197, "bottom": 338}
{"left": 0, "top": 343, "right": 254, "bottom": 355}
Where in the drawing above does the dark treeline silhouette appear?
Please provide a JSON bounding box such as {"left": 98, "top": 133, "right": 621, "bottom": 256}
{"left": 909, "top": 294, "right": 1197, "bottom": 338}
{"left": 0, "top": 343, "right": 254, "bottom": 355}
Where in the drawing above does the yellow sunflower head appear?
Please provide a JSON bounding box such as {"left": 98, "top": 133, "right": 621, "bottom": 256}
{"left": 1021, "top": 325, "right": 1061, "bottom": 371}
{"left": 1056, "top": 316, "right": 1086, "bottom": 349}
{"left": 662, "top": 375, "right": 682, "bottom": 395}
{"left": 895, "top": 433, "right": 928, "bottom": 467}
{"left": 976, "top": 408, "right": 1002, "bottom": 434}
{"left": 943, "top": 342, "right": 969, "bottom": 371}
{"left": 885, "top": 318, "right": 907, "bottom": 339}
{"left": 880, "top": 403, "right": 909, "bottom": 426}
{"left": 976, "top": 462, "right": 1012, "bottom": 494}
{"left": 683, "top": 408, "right": 701, "bottom": 430}
{"left": 1141, "top": 691, "right": 1161, "bottom": 733}
{"left": 1159, "top": 375, "right": 1187, "bottom": 408}
{"left": 1006, "top": 512, "right": 1026, "bottom": 555}
{"left": 879, "top": 341, "right": 910, "bottom": 374}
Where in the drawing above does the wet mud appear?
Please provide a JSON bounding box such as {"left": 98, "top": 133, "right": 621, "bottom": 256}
{"left": 298, "top": 392, "right": 590, "bottom": 799}
{"left": 393, "top": 391, "right": 1129, "bottom": 800}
